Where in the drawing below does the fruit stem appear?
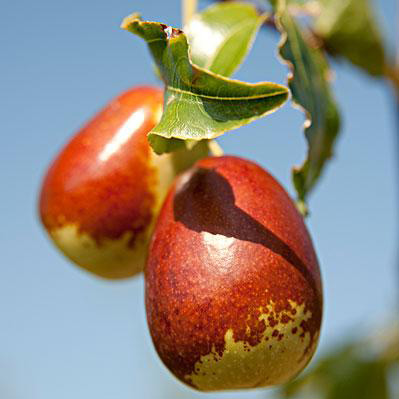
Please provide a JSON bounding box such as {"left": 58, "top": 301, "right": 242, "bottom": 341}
{"left": 182, "top": 0, "right": 198, "bottom": 27}
{"left": 393, "top": 0, "right": 399, "bottom": 309}
{"left": 393, "top": 82, "right": 399, "bottom": 309}
{"left": 208, "top": 140, "right": 224, "bottom": 156}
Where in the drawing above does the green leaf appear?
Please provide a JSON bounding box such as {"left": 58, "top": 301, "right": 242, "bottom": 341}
{"left": 283, "top": 342, "right": 390, "bottom": 399}
{"left": 186, "top": 2, "right": 267, "bottom": 77}
{"left": 275, "top": 1, "right": 340, "bottom": 211}
{"left": 315, "top": 0, "right": 386, "bottom": 76}
{"left": 121, "top": 14, "right": 289, "bottom": 154}
{"left": 328, "top": 360, "right": 388, "bottom": 399}
{"left": 282, "top": 322, "right": 399, "bottom": 399}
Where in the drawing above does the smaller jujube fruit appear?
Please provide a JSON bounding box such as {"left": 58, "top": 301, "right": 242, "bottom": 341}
{"left": 145, "top": 156, "right": 322, "bottom": 391}
{"left": 39, "top": 86, "right": 207, "bottom": 279}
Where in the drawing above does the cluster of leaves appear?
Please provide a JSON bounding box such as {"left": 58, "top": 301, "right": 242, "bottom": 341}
{"left": 278, "top": 321, "right": 399, "bottom": 399}
{"left": 122, "top": 6, "right": 288, "bottom": 154}
{"left": 121, "top": 0, "right": 389, "bottom": 212}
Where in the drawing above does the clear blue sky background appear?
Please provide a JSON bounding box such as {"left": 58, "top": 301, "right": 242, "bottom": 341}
{"left": 1, "top": 1, "right": 398, "bottom": 398}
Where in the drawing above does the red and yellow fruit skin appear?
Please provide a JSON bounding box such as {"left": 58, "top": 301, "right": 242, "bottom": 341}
{"left": 39, "top": 86, "right": 179, "bottom": 279}
{"left": 145, "top": 156, "right": 323, "bottom": 391}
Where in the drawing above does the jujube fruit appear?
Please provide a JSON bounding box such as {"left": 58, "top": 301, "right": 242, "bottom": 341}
{"left": 145, "top": 155, "right": 322, "bottom": 391}
{"left": 39, "top": 86, "right": 206, "bottom": 279}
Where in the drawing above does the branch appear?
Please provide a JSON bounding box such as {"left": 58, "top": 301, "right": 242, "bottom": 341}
{"left": 387, "top": 66, "right": 399, "bottom": 308}
{"left": 385, "top": 65, "right": 399, "bottom": 99}
{"left": 183, "top": 0, "right": 198, "bottom": 27}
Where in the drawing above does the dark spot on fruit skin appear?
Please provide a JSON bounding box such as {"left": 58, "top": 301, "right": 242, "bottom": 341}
{"left": 145, "top": 156, "right": 322, "bottom": 388}
{"left": 281, "top": 314, "right": 293, "bottom": 324}
{"left": 292, "top": 327, "right": 298, "bottom": 334}
{"left": 268, "top": 316, "right": 278, "bottom": 327}
{"left": 272, "top": 330, "right": 279, "bottom": 337}
{"left": 40, "top": 87, "right": 162, "bottom": 246}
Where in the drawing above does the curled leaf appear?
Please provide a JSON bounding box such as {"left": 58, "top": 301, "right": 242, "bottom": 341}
{"left": 275, "top": 1, "right": 340, "bottom": 212}
{"left": 121, "top": 15, "right": 289, "bottom": 154}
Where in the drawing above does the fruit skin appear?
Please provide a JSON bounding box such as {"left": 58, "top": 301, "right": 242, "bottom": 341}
{"left": 39, "top": 86, "right": 207, "bottom": 279}
{"left": 145, "top": 156, "right": 322, "bottom": 391}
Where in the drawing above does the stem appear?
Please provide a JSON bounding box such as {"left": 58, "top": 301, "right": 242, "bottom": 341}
{"left": 383, "top": 66, "right": 399, "bottom": 308}
{"left": 182, "top": 0, "right": 198, "bottom": 27}
{"left": 208, "top": 140, "right": 224, "bottom": 156}
{"left": 393, "top": 81, "right": 399, "bottom": 309}
{"left": 393, "top": 0, "right": 399, "bottom": 309}
{"left": 386, "top": 66, "right": 399, "bottom": 96}
{"left": 393, "top": 86, "right": 399, "bottom": 309}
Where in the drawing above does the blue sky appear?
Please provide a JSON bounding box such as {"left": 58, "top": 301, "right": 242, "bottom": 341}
{"left": 1, "top": 0, "right": 397, "bottom": 398}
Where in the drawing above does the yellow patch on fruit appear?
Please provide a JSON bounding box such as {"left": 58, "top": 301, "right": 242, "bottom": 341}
{"left": 50, "top": 224, "right": 149, "bottom": 279}
{"left": 185, "top": 302, "right": 317, "bottom": 391}
{"left": 150, "top": 152, "right": 178, "bottom": 211}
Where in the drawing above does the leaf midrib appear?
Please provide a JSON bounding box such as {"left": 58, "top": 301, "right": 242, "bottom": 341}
{"left": 168, "top": 86, "right": 287, "bottom": 101}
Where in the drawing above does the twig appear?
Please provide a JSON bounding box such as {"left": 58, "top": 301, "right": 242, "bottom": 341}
{"left": 385, "top": 65, "right": 399, "bottom": 99}
{"left": 393, "top": 82, "right": 399, "bottom": 310}
{"left": 208, "top": 140, "right": 224, "bottom": 156}
{"left": 391, "top": 0, "right": 399, "bottom": 309}
{"left": 183, "top": 0, "right": 198, "bottom": 27}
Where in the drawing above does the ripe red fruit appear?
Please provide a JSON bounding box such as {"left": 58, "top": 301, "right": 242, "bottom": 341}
{"left": 145, "top": 156, "right": 322, "bottom": 391}
{"left": 39, "top": 86, "right": 205, "bottom": 279}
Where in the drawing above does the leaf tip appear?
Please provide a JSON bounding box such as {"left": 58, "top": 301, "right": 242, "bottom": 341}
{"left": 120, "top": 12, "right": 141, "bottom": 31}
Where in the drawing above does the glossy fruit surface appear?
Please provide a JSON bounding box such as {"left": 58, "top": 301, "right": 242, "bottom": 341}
{"left": 39, "top": 86, "right": 198, "bottom": 279}
{"left": 145, "top": 156, "right": 322, "bottom": 391}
